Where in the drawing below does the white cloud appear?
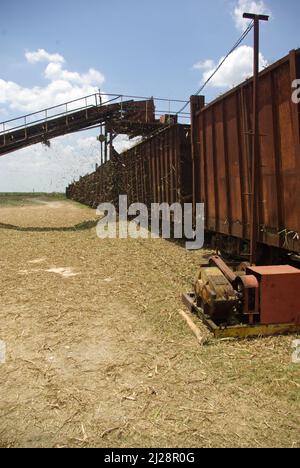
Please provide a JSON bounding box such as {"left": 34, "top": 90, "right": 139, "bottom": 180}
{"left": 0, "top": 49, "right": 108, "bottom": 192}
{"left": 25, "top": 48, "right": 65, "bottom": 64}
{"left": 0, "top": 49, "right": 105, "bottom": 114}
{"left": 194, "top": 59, "right": 215, "bottom": 71}
{"left": 193, "top": 45, "right": 268, "bottom": 89}
{"left": 44, "top": 62, "right": 104, "bottom": 87}
{"left": 232, "top": 0, "right": 271, "bottom": 31}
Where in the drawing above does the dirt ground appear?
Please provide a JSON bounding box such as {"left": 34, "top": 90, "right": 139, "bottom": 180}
{"left": 0, "top": 195, "right": 299, "bottom": 448}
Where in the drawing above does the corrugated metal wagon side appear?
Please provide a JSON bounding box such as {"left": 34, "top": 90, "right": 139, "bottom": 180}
{"left": 120, "top": 124, "right": 192, "bottom": 208}
{"left": 67, "top": 124, "right": 192, "bottom": 213}
{"left": 66, "top": 152, "right": 123, "bottom": 208}
{"left": 191, "top": 49, "right": 300, "bottom": 257}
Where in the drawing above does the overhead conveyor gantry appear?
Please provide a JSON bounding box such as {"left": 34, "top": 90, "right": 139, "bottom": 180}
{"left": 0, "top": 94, "right": 160, "bottom": 156}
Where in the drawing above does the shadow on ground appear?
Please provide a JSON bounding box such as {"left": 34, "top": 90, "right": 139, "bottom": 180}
{"left": 0, "top": 219, "right": 98, "bottom": 233}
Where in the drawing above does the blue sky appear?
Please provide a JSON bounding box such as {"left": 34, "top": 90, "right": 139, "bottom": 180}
{"left": 0, "top": 0, "right": 299, "bottom": 192}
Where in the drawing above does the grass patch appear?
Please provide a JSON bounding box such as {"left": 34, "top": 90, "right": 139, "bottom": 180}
{"left": 0, "top": 192, "right": 66, "bottom": 207}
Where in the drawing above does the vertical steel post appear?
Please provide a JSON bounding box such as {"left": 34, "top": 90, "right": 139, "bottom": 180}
{"left": 100, "top": 124, "right": 104, "bottom": 165}
{"left": 109, "top": 132, "right": 112, "bottom": 161}
{"left": 104, "top": 127, "right": 108, "bottom": 163}
{"left": 243, "top": 12, "right": 269, "bottom": 265}
{"left": 190, "top": 95, "right": 205, "bottom": 225}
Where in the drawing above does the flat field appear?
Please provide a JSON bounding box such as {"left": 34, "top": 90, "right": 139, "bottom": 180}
{"left": 0, "top": 194, "right": 299, "bottom": 448}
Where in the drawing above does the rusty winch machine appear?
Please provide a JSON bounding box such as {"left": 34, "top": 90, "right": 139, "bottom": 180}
{"left": 183, "top": 256, "right": 300, "bottom": 339}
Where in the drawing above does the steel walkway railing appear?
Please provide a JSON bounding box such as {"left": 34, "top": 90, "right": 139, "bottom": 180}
{"left": 0, "top": 93, "right": 190, "bottom": 156}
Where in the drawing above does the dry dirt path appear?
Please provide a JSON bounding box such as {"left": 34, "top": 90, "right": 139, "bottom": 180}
{"left": 0, "top": 197, "right": 299, "bottom": 448}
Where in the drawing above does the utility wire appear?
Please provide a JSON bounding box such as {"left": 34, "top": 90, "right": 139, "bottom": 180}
{"left": 126, "top": 20, "right": 255, "bottom": 152}
{"left": 177, "top": 20, "right": 255, "bottom": 114}
{"left": 70, "top": 20, "right": 256, "bottom": 172}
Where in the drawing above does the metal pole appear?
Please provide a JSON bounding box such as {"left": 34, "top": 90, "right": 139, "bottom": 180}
{"left": 109, "top": 132, "right": 113, "bottom": 161}
{"left": 104, "top": 127, "right": 108, "bottom": 163}
{"left": 100, "top": 125, "right": 104, "bottom": 165}
{"left": 243, "top": 12, "right": 269, "bottom": 265}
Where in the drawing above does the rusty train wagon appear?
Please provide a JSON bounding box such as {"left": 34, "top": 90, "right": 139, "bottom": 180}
{"left": 67, "top": 123, "right": 192, "bottom": 211}
{"left": 67, "top": 147, "right": 125, "bottom": 208}
{"left": 190, "top": 49, "right": 300, "bottom": 262}
{"left": 119, "top": 124, "right": 192, "bottom": 209}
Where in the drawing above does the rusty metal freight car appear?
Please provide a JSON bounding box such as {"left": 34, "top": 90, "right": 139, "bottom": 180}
{"left": 67, "top": 123, "right": 192, "bottom": 211}
{"left": 119, "top": 124, "right": 191, "bottom": 208}
{"left": 66, "top": 154, "right": 121, "bottom": 208}
{"left": 190, "top": 49, "right": 300, "bottom": 261}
